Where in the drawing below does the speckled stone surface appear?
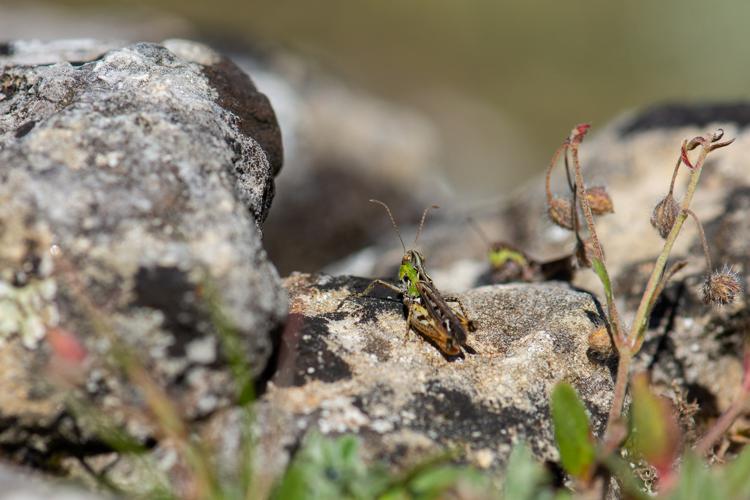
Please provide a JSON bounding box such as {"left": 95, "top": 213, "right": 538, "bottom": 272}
{"left": 246, "top": 273, "right": 614, "bottom": 486}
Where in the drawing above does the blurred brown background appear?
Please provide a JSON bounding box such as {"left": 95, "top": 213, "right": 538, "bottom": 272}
{"left": 3, "top": 0, "right": 749, "bottom": 273}
{"left": 4, "top": 1, "right": 750, "bottom": 193}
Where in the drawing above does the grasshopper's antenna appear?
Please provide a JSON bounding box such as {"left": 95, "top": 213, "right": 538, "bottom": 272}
{"left": 370, "top": 199, "right": 406, "bottom": 254}
{"left": 414, "top": 204, "right": 439, "bottom": 246}
{"left": 467, "top": 217, "right": 491, "bottom": 246}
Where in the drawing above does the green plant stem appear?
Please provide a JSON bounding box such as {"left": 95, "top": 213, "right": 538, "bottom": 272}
{"left": 629, "top": 145, "right": 709, "bottom": 351}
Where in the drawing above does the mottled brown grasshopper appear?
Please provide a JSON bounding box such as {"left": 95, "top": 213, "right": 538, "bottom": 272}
{"left": 358, "top": 200, "right": 475, "bottom": 356}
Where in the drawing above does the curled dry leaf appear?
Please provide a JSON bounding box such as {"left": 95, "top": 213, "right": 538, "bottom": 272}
{"left": 548, "top": 196, "right": 574, "bottom": 230}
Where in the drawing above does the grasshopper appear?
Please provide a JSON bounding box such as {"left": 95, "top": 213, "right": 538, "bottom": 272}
{"left": 357, "top": 200, "right": 475, "bottom": 357}
{"left": 468, "top": 219, "right": 574, "bottom": 285}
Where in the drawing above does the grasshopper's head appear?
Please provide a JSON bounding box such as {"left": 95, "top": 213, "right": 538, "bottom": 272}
{"left": 398, "top": 250, "right": 424, "bottom": 297}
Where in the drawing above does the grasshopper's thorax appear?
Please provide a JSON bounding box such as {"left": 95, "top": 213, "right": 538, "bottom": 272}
{"left": 398, "top": 250, "right": 425, "bottom": 298}
{"left": 489, "top": 244, "right": 528, "bottom": 270}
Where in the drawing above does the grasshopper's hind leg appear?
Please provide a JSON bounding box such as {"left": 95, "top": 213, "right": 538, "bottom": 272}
{"left": 443, "top": 295, "right": 477, "bottom": 332}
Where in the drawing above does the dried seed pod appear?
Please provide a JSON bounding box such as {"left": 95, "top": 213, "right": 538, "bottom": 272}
{"left": 585, "top": 186, "right": 614, "bottom": 215}
{"left": 651, "top": 193, "right": 680, "bottom": 239}
{"left": 702, "top": 267, "right": 742, "bottom": 306}
{"left": 548, "top": 196, "right": 574, "bottom": 230}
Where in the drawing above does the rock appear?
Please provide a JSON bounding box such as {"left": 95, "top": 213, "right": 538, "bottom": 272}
{"left": 0, "top": 39, "right": 286, "bottom": 472}
{"left": 0, "top": 462, "right": 107, "bottom": 499}
{"left": 250, "top": 273, "right": 614, "bottom": 485}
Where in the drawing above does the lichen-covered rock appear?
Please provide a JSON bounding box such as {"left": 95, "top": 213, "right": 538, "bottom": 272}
{"left": 0, "top": 39, "right": 286, "bottom": 469}
{"left": 249, "top": 273, "right": 614, "bottom": 486}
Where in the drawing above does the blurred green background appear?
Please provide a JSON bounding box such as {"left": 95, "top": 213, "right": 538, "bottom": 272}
{"left": 4, "top": 0, "right": 750, "bottom": 194}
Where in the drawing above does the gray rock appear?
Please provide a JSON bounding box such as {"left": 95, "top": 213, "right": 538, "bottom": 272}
{"left": 249, "top": 273, "right": 613, "bottom": 486}
{"left": 0, "top": 39, "right": 286, "bottom": 471}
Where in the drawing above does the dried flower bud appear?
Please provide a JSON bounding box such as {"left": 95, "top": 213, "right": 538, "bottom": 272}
{"left": 548, "top": 196, "right": 574, "bottom": 230}
{"left": 702, "top": 267, "right": 742, "bottom": 306}
{"left": 651, "top": 194, "right": 680, "bottom": 239}
{"left": 587, "top": 325, "right": 614, "bottom": 359}
{"left": 575, "top": 237, "right": 600, "bottom": 268}
{"left": 585, "top": 186, "right": 614, "bottom": 215}
{"left": 711, "top": 129, "right": 725, "bottom": 142}
{"left": 569, "top": 123, "right": 591, "bottom": 144}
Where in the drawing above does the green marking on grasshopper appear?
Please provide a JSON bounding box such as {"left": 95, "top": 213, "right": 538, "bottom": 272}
{"left": 488, "top": 246, "right": 529, "bottom": 270}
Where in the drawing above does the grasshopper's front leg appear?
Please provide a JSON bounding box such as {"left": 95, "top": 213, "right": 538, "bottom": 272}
{"left": 337, "top": 279, "right": 403, "bottom": 311}
{"left": 358, "top": 279, "right": 403, "bottom": 298}
{"left": 403, "top": 303, "right": 415, "bottom": 343}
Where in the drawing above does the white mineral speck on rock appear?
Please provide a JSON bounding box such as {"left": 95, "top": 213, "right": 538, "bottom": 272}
{"left": 186, "top": 336, "right": 217, "bottom": 364}
{"left": 476, "top": 449, "right": 494, "bottom": 469}
{"left": 370, "top": 419, "right": 393, "bottom": 433}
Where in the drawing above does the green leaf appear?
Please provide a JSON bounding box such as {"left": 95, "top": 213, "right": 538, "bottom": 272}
{"left": 550, "top": 383, "right": 596, "bottom": 480}
{"left": 272, "top": 433, "right": 391, "bottom": 500}
{"left": 666, "top": 453, "right": 715, "bottom": 500}
{"left": 601, "top": 455, "right": 648, "bottom": 500}
{"left": 407, "top": 465, "right": 470, "bottom": 498}
{"left": 591, "top": 258, "right": 614, "bottom": 305}
{"left": 723, "top": 445, "right": 750, "bottom": 498}
{"left": 502, "top": 444, "right": 552, "bottom": 500}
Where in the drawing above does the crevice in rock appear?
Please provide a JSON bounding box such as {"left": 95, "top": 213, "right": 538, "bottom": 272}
{"left": 621, "top": 103, "right": 750, "bottom": 136}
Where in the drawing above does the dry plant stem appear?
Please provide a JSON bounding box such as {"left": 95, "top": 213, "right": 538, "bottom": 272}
{"left": 545, "top": 142, "right": 569, "bottom": 205}
{"left": 569, "top": 144, "right": 624, "bottom": 341}
{"left": 694, "top": 388, "right": 750, "bottom": 455}
{"left": 569, "top": 145, "right": 605, "bottom": 260}
{"left": 684, "top": 208, "right": 712, "bottom": 271}
{"left": 606, "top": 351, "right": 632, "bottom": 434}
{"left": 667, "top": 154, "right": 682, "bottom": 196}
